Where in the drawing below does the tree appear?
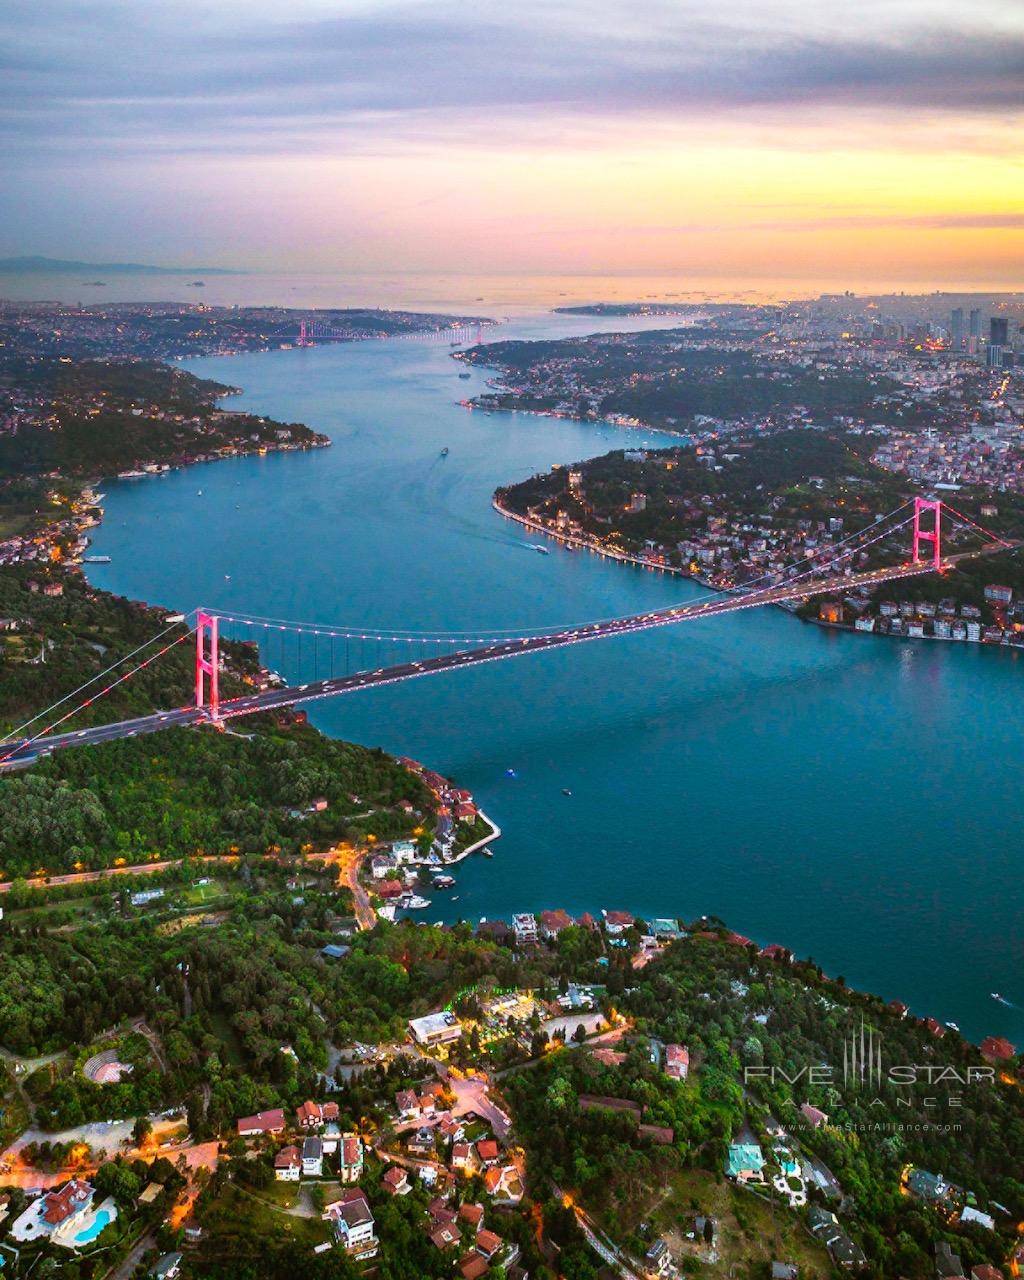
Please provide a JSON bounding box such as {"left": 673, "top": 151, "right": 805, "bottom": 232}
{"left": 133, "top": 1115, "right": 153, "bottom": 1146}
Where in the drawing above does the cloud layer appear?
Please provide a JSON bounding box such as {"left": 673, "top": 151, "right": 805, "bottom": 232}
{"left": 2, "top": 0, "right": 1022, "bottom": 157}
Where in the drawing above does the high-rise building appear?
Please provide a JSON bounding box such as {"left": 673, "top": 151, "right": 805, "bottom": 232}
{"left": 950, "top": 308, "right": 963, "bottom": 349}
{"left": 969, "top": 308, "right": 981, "bottom": 338}
{"left": 990, "top": 317, "right": 1010, "bottom": 347}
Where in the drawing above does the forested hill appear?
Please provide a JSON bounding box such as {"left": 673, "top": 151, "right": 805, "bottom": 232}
{"left": 0, "top": 357, "right": 327, "bottom": 478}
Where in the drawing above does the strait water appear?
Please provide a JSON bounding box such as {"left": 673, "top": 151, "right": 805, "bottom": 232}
{"left": 85, "top": 313, "right": 1024, "bottom": 1045}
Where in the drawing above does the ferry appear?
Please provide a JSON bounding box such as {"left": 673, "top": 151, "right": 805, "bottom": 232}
{"left": 117, "top": 469, "right": 146, "bottom": 479}
{"left": 82, "top": 555, "right": 111, "bottom": 564}
{"left": 533, "top": 545, "right": 549, "bottom": 555}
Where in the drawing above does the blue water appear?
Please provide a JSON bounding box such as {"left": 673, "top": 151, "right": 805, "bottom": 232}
{"left": 71, "top": 1207, "right": 112, "bottom": 1245}
{"left": 85, "top": 313, "right": 1024, "bottom": 1045}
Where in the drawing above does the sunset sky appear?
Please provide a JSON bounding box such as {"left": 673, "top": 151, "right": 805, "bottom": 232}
{"left": 2, "top": 0, "right": 1022, "bottom": 283}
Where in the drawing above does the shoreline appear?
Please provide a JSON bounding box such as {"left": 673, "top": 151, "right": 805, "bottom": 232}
{"left": 461, "top": 394, "right": 694, "bottom": 441}
{"left": 492, "top": 494, "right": 1024, "bottom": 655}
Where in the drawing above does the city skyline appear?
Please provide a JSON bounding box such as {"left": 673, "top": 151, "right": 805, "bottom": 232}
{"left": 1, "top": 0, "right": 1022, "bottom": 285}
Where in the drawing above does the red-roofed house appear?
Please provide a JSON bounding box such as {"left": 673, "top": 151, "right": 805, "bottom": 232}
{"left": 459, "top": 1202, "right": 484, "bottom": 1232}
{"left": 237, "top": 1109, "right": 286, "bottom": 1136}
{"left": 296, "top": 1100, "right": 322, "bottom": 1128}
{"left": 575, "top": 912, "right": 598, "bottom": 930}
{"left": 476, "top": 1139, "right": 500, "bottom": 1166}
{"left": 339, "top": 1133, "right": 363, "bottom": 1183}
{"left": 539, "top": 909, "right": 573, "bottom": 939}
{"left": 923, "top": 1018, "right": 946, "bottom": 1038}
{"left": 889, "top": 1000, "right": 909, "bottom": 1019}
{"left": 274, "top": 1146, "right": 302, "bottom": 1181}
{"left": 396, "top": 1089, "right": 419, "bottom": 1119}
{"left": 438, "top": 1112, "right": 465, "bottom": 1142}
{"left": 382, "top": 1166, "right": 411, "bottom": 1196}
{"left": 452, "top": 1142, "right": 477, "bottom": 1172}
{"left": 980, "top": 1036, "right": 1016, "bottom": 1062}
{"left": 483, "top": 1165, "right": 524, "bottom": 1202}
{"left": 41, "top": 1180, "right": 92, "bottom": 1226}
{"left": 454, "top": 802, "right": 477, "bottom": 822}
{"left": 590, "top": 1047, "right": 626, "bottom": 1068}
{"left": 603, "top": 910, "right": 634, "bottom": 935}
{"left": 760, "top": 943, "right": 792, "bottom": 962}
{"left": 475, "top": 1229, "right": 503, "bottom": 1261}
{"left": 800, "top": 1102, "right": 828, "bottom": 1129}
{"left": 459, "top": 1254, "right": 489, "bottom": 1280}
{"left": 378, "top": 879, "right": 405, "bottom": 900}
{"left": 430, "top": 1223, "right": 461, "bottom": 1250}
{"left": 664, "top": 1044, "right": 689, "bottom": 1081}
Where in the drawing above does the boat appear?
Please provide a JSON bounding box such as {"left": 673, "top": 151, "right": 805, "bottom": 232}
{"left": 482, "top": 849, "right": 494, "bottom": 858}
{"left": 505, "top": 768, "right": 518, "bottom": 778}
{"left": 432, "top": 875, "right": 456, "bottom": 889}
{"left": 945, "top": 1021, "right": 960, "bottom": 1031}
{"left": 533, "top": 545, "right": 549, "bottom": 555}
{"left": 82, "top": 555, "right": 111, "bottom": 564}
{"left": 440, "top": 447, "right": 449, "bottom": 457}
{"left": 197, "top": 489, "right": 203, "bottom": 496}
{"left": 562, "top": 788, "right": 572, "bottom": 797}
{"left": 403, "top": 895, "right": 432, "bottom": 910}
{"left": 991, "top": 993, "right": 1011, "bottom": 1005}
{"left": 458, "top": 372, "right": 471, "bottom": 380}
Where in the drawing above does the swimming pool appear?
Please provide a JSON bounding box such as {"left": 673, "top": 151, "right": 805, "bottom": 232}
{"left": 70, "top": 1208, "right": 113, "bottom": 1246}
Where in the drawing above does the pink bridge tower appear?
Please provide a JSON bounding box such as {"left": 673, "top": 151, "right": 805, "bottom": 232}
{"left": 912, "top": 497, "right": 942, "bottom": 570}
{"left": 195, "top": 611, "right": 220, "bottom": 720}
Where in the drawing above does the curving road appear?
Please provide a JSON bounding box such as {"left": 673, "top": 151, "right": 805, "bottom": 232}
{"left": 0, "top": 548, "right": 1008, "bottom": 771}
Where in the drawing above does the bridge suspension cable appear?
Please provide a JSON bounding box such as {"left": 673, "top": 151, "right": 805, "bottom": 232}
{"left": 0, "top": 612, "right": 198, "bottom": 748}
{"left": 210, "top": 500, "right": 923, "bottom": 647}
{"left": 0, "top": 627, "right": 197, "bottom": 765}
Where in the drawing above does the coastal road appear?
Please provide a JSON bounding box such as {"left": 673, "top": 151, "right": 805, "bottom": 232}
{"left": 1, "top": 546, "right": 1009, "bottom": 771}
{"left": 0, "top": 855, "right": 238, "bottom": 895}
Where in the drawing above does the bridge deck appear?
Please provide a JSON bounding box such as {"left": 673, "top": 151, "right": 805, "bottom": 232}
{"left": 6, "top": 549, "right": 1003, "bottom": 769}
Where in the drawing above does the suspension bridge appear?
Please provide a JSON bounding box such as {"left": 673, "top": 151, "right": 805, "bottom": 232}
{"left": 0, "top": 498, "right": 1015, "bottom": 771}
{"left": 295, "top": 318, "right": 485, "bottom": 347}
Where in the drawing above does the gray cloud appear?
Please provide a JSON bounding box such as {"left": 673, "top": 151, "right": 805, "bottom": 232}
{"left": 1, "top": 0, "right": 1022, "bottom": 159}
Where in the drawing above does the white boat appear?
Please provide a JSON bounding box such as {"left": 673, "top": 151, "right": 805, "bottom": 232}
{"left": 403, "top": 895, "right": 432, "bottom": 910}
{"left": 945, "top": 1021, "right": 960, "bottom": 1032}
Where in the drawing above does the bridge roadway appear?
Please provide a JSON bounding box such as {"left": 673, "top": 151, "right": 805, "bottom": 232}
{"left": 0, "top": 550, "right": 1005, "bottom": 769}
